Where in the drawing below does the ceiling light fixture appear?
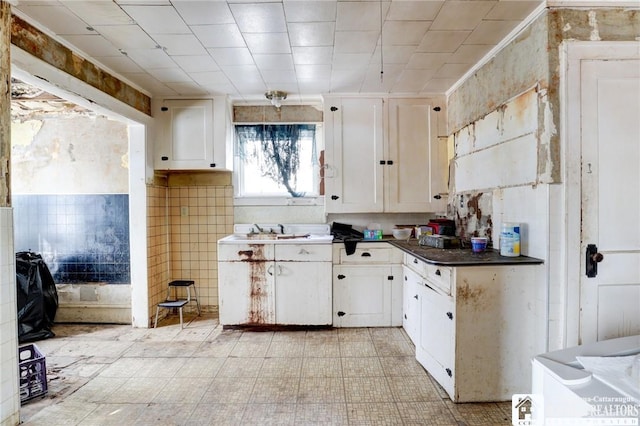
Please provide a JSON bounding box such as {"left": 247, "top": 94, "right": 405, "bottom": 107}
{"left": 265, "top": 90, "right": 287, "bottom": 108}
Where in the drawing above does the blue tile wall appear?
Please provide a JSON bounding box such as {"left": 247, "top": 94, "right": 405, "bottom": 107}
{"left": 13, "top": 194, "right": 131, "bottom": 284}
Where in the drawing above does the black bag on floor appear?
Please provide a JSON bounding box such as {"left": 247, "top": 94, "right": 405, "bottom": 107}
{"left": 16, "top": 251, "right": 58, "bottom": 343}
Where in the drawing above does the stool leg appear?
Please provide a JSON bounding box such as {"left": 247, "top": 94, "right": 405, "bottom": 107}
{"left": 154, "top": 306, "right": 160, "bottom": 328}
{"left": 178, "top": 306, "right": 184, "bottom": 329}
{"left": 191, "top": 284, "right": 201, "bottom": 315}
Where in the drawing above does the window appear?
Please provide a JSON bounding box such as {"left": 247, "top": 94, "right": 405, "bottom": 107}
{"left": 234, "top": 123, "right": 321, "bottom": 202}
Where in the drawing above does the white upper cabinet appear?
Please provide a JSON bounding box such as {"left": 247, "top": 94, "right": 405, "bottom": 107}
{"left": 324, "top": 97, "right": 385, "bottom": 213}
{"left": 155, "top": 97, "right": 232, "bottom": 170}
{"left": 323, "top": 97, "right": 446, "bottom": 213}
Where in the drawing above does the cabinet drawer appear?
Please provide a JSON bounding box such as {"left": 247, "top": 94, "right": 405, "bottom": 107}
{"left": 404, "top": 253, "right": 427, "bottom": 275}
{"left": 218, "top": 243, "right": 274, "bottom": 261}
{"left": 424, "top": 263, "right": 452, "bottom": 295}
{"left": 339, "top": 247, "right": 397, "bottom": 264}
{"left": 275, "top": 244, "right": 332, "bottom": 261}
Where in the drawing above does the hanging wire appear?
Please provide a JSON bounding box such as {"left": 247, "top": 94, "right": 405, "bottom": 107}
{"left": 379, "top": 0, "right": 384, "bottom": 83}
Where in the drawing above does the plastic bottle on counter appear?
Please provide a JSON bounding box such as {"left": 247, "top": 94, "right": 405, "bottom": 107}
{"left": 500, "top": 222, "right": 520, "bottom": 257}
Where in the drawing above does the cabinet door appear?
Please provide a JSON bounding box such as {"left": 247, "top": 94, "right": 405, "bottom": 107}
{"left": 402, "top": 266, "right": 422, "bottom": 345}
{"left": 275, "top": 262, "right": 332, "bottom": 325}
{"left": 324, "top": 97, "right": 384, "bottom": 213}
{"left": 218, "top": 261, "right": 275, "bottom": 325}
{"left": 157, "top": 99, "right": 214, "bottom": 169}
{"left": 386, "top": 99, "right": 446, "bottom": 212}
{"left": 333, "top": 265, "right": 392, "bottom": 327}
{"left": 416, "top": 282, "right": 455, "bottom": 396}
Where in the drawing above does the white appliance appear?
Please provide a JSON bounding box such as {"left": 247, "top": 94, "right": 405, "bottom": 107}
{"left": 531, "top": 335, "right": 640, "bottom": 424}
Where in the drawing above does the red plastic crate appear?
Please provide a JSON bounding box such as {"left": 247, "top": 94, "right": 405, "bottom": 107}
{"left": 19, "top": 344, "right": 47, "bottom": 404}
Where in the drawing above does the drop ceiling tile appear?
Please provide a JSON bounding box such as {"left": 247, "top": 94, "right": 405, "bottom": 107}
{"left": 115, "top": 0, "right": 171, "bottom": 4}
{"left": 253, "top": 54, "right": 295, "bottom": 70}
{"left": 261, "top": 68, "right": 297, "bottom": 84}
{"left": 230, "top": 2, "right": 286, "bottom": 33}
{"left": 16, "top": 5, "right": 94, "bottom": 35}
{"left": 417, "top": 31, "right": 471, "bottom": 53}
{"left": 94, "top": 24, "right": 157, "bottom": 49}
{"left": 63, "top": 35, "right": 121, "bottom": 57}
{"left": 407, "top": 52, "right": 451, "bottom": 70}
{"left": 448, "top": 44, "right": 492, "bottom": 64}
{"left": 332, "top": 53, "right": 372, "bottom": 70}
{"left": 298, "top": 80, "right": 331, "bottom": 94}
{"left": 360, "top": 64, "right": 403, "bottom": 93}
{"left": 288, "top": 22, "right": 335, "bottom": 47}
{"left": 422, "top": 78, "right": 459, "bottom": 93}
{"left": 334, "top": 31, "right": 378, "bottom": 54}
{"left": 382, "top": 21, "right": 430, "bottom": 46}
{"left": 153, "top": 34, "right": 207, "bottom": 56}
{"left": 121, "top": 5, "right": 190, "bottom": 34}
{"left": 292, "top": 47, "right": 333, "bottom": 65}
{"left": 61, "top": 1, "right": 133, "bottom": 25}
{"left": 336, "top": 2, "right": 381, "bottom": 31}
{"left": 295, "top": 64, "right": 332, "bottom": 81}
{"left": 465, "top": 20, "right": 520, "bottom": 45}
{"left": 173, "top": 1, "right": 235, "bottom": 25}
{"left": 231, "top": 79, "right": 268, "bottom": 94}
{"left": 94, "top": 55, "right": 145, "bottom": 74}
{"left": 283, "top": 1, "right": 337, "bottom": 22}
{"left": 392, "top": 69, "right": 436, "bottom": 92}
{"left": 165, "top": 81, "right": 207, "bottom": 96}
{"left": 201, "top": 82, "right": 239, "bottom": 96}
{"left": 430, "top": 1, "right": 496, "bottom": 31}
{"left": 192, "top": 24, "right": 245, "bottom": 48}
{"left": 330, "top": 69, "right": 365, "bottom": 93}
{"left": 435, "top": 63, "right": 471, "bottom": 79}
{"left": 207, "top": 47, "right": 254, "bottom": 66}
{"left": 221, "top": 65, "right": 263, "bottom": 84}
{"left": 379, "top": 46, "right": 416, "bottom": 64}
{"left": 245, "top": 33, "right": 291, "bottom": 54}
{"left": 190, "top": 71, "right": 232, "bottom": 86}
{"left": 172, "top": 56, "right": 220, "bottom": 73}
{"left": 125, "top": 48, "right": 175, "bottom": 69}
{"left": 147, "top": 67, "right": 193, "bottom": 83}
{"left": 386, "top": 1, "right": 443, "bottom": 21}
{"left": 485, "top": 1, "right": 541, "bottom": 20}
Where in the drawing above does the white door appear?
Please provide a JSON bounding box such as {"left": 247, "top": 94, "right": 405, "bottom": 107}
{"left": 332, "top": 265, "right": 391, "bottom": 327}
{"left": 579, "top": 58, "right": 640, "bottom": 343}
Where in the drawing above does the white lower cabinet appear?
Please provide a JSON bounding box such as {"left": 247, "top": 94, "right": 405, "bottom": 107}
{"left": 332, "top": 243, "right": 403, "bottom": 327}
{"left": 218, "top": 242, "right": 332, "bottom": 326}
{"left": 402, "top": 252, "right": 543, "bottom": 402}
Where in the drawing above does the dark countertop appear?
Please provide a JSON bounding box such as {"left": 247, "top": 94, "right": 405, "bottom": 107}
{"left": 387, "top": 239, "right": 544, "bottom": 266}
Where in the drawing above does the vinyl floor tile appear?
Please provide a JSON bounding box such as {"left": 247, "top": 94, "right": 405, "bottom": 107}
{"left": 241, "top": 403, "right": 297, "bottom": 426}
{"left": 295, "top": 402, "right": 349, "bottom": 425}
{"left": 259, "top": 356, "right": 303, "bottom": 377}
{"left": 341, "top": 356, "right": 385, "bottom": 377}
{"left": 297, "top": 377, "right": 346, "bottom": 403}
{"left": 343, "top": 377, "right": 395, "bottom": 403}
{"left": 346, "top": 402, "right": 403, "bottom": 425}
{"left": 186, "top": 402, "right": 246, "bottom": 426}
{"left": 301, "top": 357, "right": 343, "bottom": 377}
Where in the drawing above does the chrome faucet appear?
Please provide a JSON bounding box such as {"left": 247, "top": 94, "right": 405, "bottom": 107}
{"left": 253, "top": 224, "right": 264, "bottom": 233}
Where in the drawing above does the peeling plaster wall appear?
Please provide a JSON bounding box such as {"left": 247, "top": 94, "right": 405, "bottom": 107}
{"left": 447, "top": 8, "right": 640, "bottom": 351}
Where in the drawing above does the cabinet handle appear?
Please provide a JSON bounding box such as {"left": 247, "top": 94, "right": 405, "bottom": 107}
{"left": 337, "top": 311, "right": 345, "bottom": 317}
{"left": 267, "top": 265, "right": 274, "bottom": 276}
{"left": 361, "top": 252, "right": 371, "bottom": 257}
{"left": 404, "top": 314, "right": 407, "bottom": 319}
{"left": 413, "top": 259, "right": 418, "bottom": 264}
{"left": 161, "top": 156, "right": 169, "bottom": 161}
{"left": 161, "top": 106, "right": 168, "bottom": 111}
{"left": 435, "top": 269, "right": 441, "bottom": 276}
{"left": 330, "top": 106, "right": 338, "bottom": 112}
{"left": 413, "top": 295, "right": 418, "bottom": 300}
{"left": 337, "top": 274, "right": 346, "bottom": 280}
{"left": 446, "top": 368, "right": 452, "bottom": 377}
{"left": 209, "top": 163, "right": 216, "bottom": 168}
{"left": 387, "top": 276, "right": 393, "bottom": 280}
{"left": 404, "top": 275, "right": 407, "bottom": 281}
{"left": 446, "top": 312, "right": 453, "bottom": 320}
{"left": 387, "top": 160, "right": 394, "bottom": 165}
{"left": 379, "top": 160, "right": 386, "bottom": 165}
{"left": 331, "top": 195, "right": 340, "bottom": 200}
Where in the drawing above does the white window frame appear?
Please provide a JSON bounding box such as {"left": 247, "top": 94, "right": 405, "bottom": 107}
{"left": 233, "top": 122, "right": 324, "bottom": 206}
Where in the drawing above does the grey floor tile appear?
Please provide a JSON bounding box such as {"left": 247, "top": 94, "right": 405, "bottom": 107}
{"left": 266, "top": 340, "right": 305, "bottom": 357}
{"left": 379, "top": 355, "right": 429, "bottom": 377}
{"left": 341, "top": 357, "right": 385, "bottom": 377}
{"left": 101, "top": 377, "right": 168, "bottom": 404}
{"left": 301, "top": 357, "right": 342, "bottom": 377}
{"left": 340, "top": 341, "right": 377, "bottom": 357}
{"left": 175, "top": 356, "right": 225, "bottom": 377}
{"left": 388, "top": 375, "right": 442, "bottom": 402}
{"left": 122, "top": 341, "right": 201, "bottom": 358}
{"left": 238, "top": 331, "right": 274, "bottom": 343}
{"left": 373, "top": 339, "right": 415, "bottom": 356}
{"left": 22, "top": 400, "right": 99, "bottom": 425}
{"left": 199, "top": 377, "right": 256, "bottom": 404}
{"left": 217, "top": 356, "right": 264, "bottom": 377}
{"left": 343, "top": 377, "right": 395, "bottom": 403}
{"left": 194, "top": 339, "right": 237, "bottom": 358}
{"left": 370, "top": 327, "right": 408, "bottom": 341}
{"left": 77, "top": 403, "right": 147, "bottom": 425}
{"left": 396, "top": 401, "right": 458, "bottom": 425}
{"left": 229, "top": 341, "right": 270, "bottom": 357}
{"left": 295, "top": 403, "right": 349, "bottom": 425}
{"left": 64, "top": 376, "right": 128, "bottom": 403}
{"left": 133, "top": 402, "right": 198, "bottom": 425}
{"left": 297, "top": 377, "right": 346, "bottom": 403}
{"left": 186, "top": 402, "right": 246, "bottom": 426}
{"left": 338, "top": 328, "right": 372, "bottom": 342}
{"left": 249, "top": 376, "right": 299, "bottom": 403}
{"left": 304, "top": 340, "right": 341, "bottom": 357}
{"left": 152, "top": 377, "right": 210, "bottom": 403}
{"left": 241, "top": 403, "right": 297, "bottom": 426}
{"left": 445, "top": 400, "right": 512, "bottom": 425}
{"left": 346, "top": 402, "right": 403, "bottom": 425}
{"left": 259, "top": 357, "right": 303, "bottom": 377}
{"left": 272, "top": 330, "right": 308, "bottom": 342}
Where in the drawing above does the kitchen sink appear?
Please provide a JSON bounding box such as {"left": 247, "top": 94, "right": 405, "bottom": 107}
{"left": 219, "top": 233, "right": 333, "bottom": 244}
{"left": 219, "top": 223, "right": 333, "bottom": 244}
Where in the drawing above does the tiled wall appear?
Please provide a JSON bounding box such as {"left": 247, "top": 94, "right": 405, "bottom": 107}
{"left": 147, "top": 184, "right": 170, "bottom": 323}
{"left": 13, "top": 194, "right": 130, "bottom": 284}
{"left": 168, "top": 185, "right": 234, "bottom": 312}
{"left": 0, "top": 208, "right": 19, "bottom": 424}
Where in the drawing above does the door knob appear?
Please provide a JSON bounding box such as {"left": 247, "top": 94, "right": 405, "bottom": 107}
{"left": 586, "top": 244, "right": 604, "bottom": 278}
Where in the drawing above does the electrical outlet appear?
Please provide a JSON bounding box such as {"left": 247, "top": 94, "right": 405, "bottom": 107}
{"left": 180, "top": 206, "right": 189, "bottom": 217}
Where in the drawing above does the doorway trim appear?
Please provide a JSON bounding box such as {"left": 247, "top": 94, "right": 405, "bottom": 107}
{"left": 562, "top": 40, "right": 640, "bottom": 347}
